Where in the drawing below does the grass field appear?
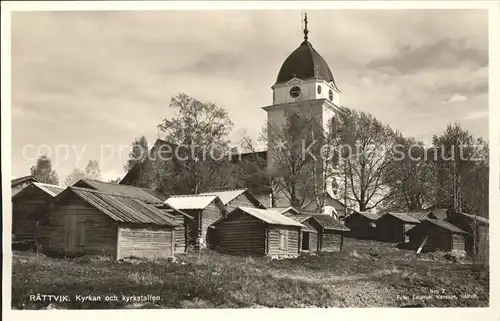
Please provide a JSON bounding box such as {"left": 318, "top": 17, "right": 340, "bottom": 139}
{"left": 11, "top": 238, "right": 489, "bottom": 309}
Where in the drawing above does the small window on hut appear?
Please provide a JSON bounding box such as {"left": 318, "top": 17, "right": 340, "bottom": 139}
{"left": 370, "top": 222, "right": 376, "bottom": 228}
{"left": 279, "top": 230, "right": 289, "bottom": 250}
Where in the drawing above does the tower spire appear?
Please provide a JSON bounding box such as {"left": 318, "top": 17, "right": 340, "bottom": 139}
{"left": 303, "top": 12, "right": 309, "bottom": 41}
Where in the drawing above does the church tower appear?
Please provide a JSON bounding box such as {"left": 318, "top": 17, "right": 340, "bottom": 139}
{"left": 263, "top": 14, "right": 340, "bottom": 209}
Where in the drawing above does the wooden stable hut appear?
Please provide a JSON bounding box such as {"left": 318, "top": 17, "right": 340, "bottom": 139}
{"left": 164, "top": 194, "right": 227, "bottom": 248}
{"left": 34, "top": 186, "right": 181, "bottom": 259}
{"left": 285, "top": 214, "right": 320, "bottom": 253}
{"left": 12, "top": 182, "right": 65, "bottom": 244}
{"left": 376, "top": 212, "right": 420, "bottom": 243}
{"left": 210, "top": 207, "right": 304, "bottom": 257}
{"left": 309, "top": 214, "right": 351, "bottom": 251}
{"left": 344, "top": 210, "right": 381, "bottom": 239}
{"left": 154, "top": 203, "right": 194, "bottom": 254}
{"left": 447, "top": 210, "right": 489, "bottom": 260}
{"left": 406, "top": 218, "right": 468, "bottom": 253}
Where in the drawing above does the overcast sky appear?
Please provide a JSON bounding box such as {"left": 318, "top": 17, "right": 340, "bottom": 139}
{"left": 11, "top": 9, "right": 488, "bottom": 182}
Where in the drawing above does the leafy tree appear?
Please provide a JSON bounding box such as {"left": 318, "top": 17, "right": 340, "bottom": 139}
{"left": 156, "top": 93, "right": 234, "bottom": 194}
{"left": 383, "top": 135, "right": 434, "bottom": 211}
{"left": 84, "top": 160, "right": 101, "bottom": 181}
{"left": 124, "top": 136, "right": 149, "bottom": 172}
{"left": 64, "top": 168, "right": 86, "bottom": 186}
{"left": 431, "top": 123, "right": 488, "bottom": 216}
{"left": 64, "top": 160, "right": 102, "bottom": 186}
{"left": 30, "top": 155, "right": 59, "bottom": 185}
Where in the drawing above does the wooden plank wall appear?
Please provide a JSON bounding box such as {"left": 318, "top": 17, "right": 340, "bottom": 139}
{"left": 320, "top": 231, "right": 343, "bottom": 252}
{"left": 37, "top": 196, "right": 117, "bottom": 256}
{"left": 268, "top": 226, "right": 300, "bottom": 256}
{"left": 300, "top": 220, "right": 319, "bottom": 252}
{"left": 452, "top": 234, "right": 466, "bottom": 252}
{"left": 12, "top": 188, "right": 52, "bottom": 241}
{"left": 173, "top": 215, "right": 186, "bottom": 253}
{"left": 214, "top": 212, "right": 266, "bottom": 255}
{"left": 344, "top": 214, "right": 375, "bottom": 239}
{"left": 200, "top": 202, "right": 224, "bottom": 244}
{"left": 117, "top": 224, "right": 174, "bottom": 260}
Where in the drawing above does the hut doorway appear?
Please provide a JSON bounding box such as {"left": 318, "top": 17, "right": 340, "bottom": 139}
{"left": 64, "top": 215, "right": 86, "bottom": 253}
{"left": 301, "top": 232, "right": 310, "bottom": 251}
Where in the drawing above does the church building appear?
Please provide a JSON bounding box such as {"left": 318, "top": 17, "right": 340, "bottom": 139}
{"left": 262, "top": 14, "right": 344, "bottom": 214}
{"left": 121, "top": 14, "right": 347, "bottom": 217}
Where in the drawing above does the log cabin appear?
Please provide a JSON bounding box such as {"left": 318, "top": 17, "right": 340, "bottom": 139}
{"left": 344, "top": 210, "right": 381, "bottom": 239}
{"left": 284, "top": 211, "right": 350, "bottom": 252}
{"left": 447, "top": 210, "right": 489, "bottom": 261}
{"left": 209, "top": 207, "right": 304, "bottom": 257}
{"left": 376, "top": 212, "right": 421, "bottom": 243}
{"left": 34, "top": 186, "right": 181, "bottom": 260}
{"left": 406, "top": 218, "right": 468, "bottom": 253}
{"left": 154, "top": 204, "right": 194, "bottom": 254}
{"left": 199, "top": 188, "right": 266, "bottom": 212}
{"left": 11, "top": 175, "right": 41, "bottom": 196}
{"left": 164, "top": 195, "right": 227, "bottom": 248}
{"left": 285, "top": 214, "right": 319, "bottom": 253}
{"left": 12, "top": 182, "right": 65, "bottom": 244}
{"left": 308, "top": 214, "right": 351, "bottom": 252}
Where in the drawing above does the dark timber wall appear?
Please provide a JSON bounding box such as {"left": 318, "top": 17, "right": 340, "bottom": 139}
{"left": 117, "top": 224, "right": 174, "bottom": 259}
{"left": 12, "top": 187, "right": 53, "bottom": 242}
{"left": 213, "top": 212, "right": 266, "bottom": 255}
{"left": 37, "top": 196, "right": 117, "bottom": 257}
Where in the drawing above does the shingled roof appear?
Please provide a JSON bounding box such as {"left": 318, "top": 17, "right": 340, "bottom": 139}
{"left": 310, "top": 214, "right": 351, "bottom": 232}
{"left": 406, "top": 218, "right": 468, "bottom": 235}
{"left": 73, "top": 179, "right": 166, "bottom": 203}
{"left": 199, "top": 188, "right": 266, "bottom": 208}
{"left": 382, "top": 212, "right": 421, "bottom": 224}
{"left": 165, "top": 195, "right": 220, "bottom": 210}
{"left": 68, "top": 187, "right": 178, "bottom": 226}
{"left": 352, "top": 210, "right": 380, "bottom": 221}
{"left": 213, "top": 207, "right": 305, "bottom": 228}
{"left": 11, "top": 175, "right": 40, "bottom": 187}
{"left": 12, "top": 182, "right": 65, "bottom": 200}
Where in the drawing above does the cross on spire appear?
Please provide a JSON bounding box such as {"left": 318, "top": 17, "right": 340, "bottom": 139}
{"left": 303, "top": 12, "right": 309, "bottom": 41}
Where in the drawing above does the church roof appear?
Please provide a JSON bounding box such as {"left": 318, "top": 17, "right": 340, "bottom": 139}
{"left": 275, "top": 40, "right": 337, "bottom": 88}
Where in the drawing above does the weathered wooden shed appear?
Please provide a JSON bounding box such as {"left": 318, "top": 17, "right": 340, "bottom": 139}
{"left": 154, "top": 204, "right": 194, "bottom": 254}
{"left": 11, "top": 175, "right": 41, "bottom": 196}
{"left": 12, "top": 182, "right": 65, "bottom": 243}
{"left": 344, "top": 210, "right": 381, "bottom": 239}
{"left": 376, "top": 212, "right": 421, "bottom": 243}
{"left": 309, "top": 214, "right": 351, "bottom": 252}
{"left": 34, "top": 186, "right": 180, "bottom": 260}
{"left": 285, "top": 214, "right": 319, "bottom": 253}
{"left": 406, "top": 218, "right": 468, "bottom": 253}
{"left": 164, "top": 195, "right": 227, "bottom": 248}
{"left": 210, "top": 207, "right": 304, "bottom": 257}
{"left": 447, "top": 210, "right": 489, "bottom": 260}
{"left": 200, "top": 188, "right": 266, "bottom": 212}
